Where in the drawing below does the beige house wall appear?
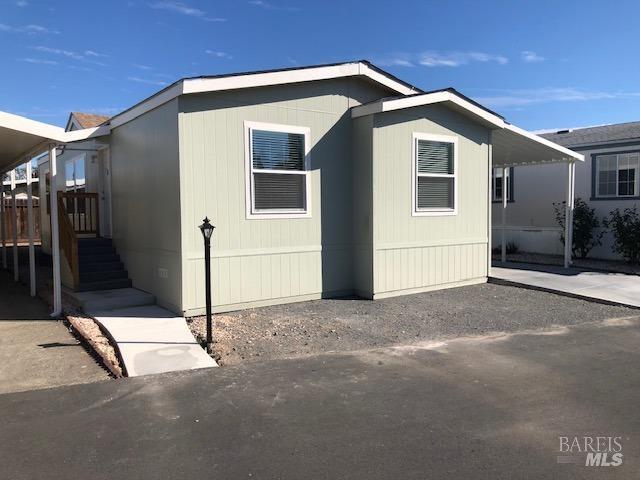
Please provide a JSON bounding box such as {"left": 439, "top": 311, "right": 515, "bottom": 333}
{"left": 178, "top": 79, "right": 393, "bottom": 315}
{"left": 370, "top": 104, "right": 491, "bottom": 298}
{"left": 109, "top": 99, "right": 183, "bottom": 312}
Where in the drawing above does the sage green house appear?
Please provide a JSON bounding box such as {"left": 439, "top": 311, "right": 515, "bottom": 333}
{"left": 22, "top": 61, "right": 582, "bottom": 316}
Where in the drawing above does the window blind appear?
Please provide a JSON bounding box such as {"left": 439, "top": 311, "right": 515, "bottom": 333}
{"left": 252, "top": 130, "right": 304, "bottom": 171}
{"left": 417, "top": 177, "right": 453, "bottom": 209}
{"left": 253, "top": 173, "right": 305, "bottom": 210}
{"left": 417, "top": 140, "right": 453, "bottom": 175}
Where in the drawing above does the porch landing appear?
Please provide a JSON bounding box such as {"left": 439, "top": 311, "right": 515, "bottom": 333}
{"left": 72, "top": 288, "right": 217, "bottom": 376}
{"left": 490, "top": 262, "right": 640, "bottom": 309}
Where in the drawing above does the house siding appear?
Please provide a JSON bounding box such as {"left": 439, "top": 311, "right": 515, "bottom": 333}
{"left": 109, "top": 98, "right": 183, "bottom": 312}
{"left": 178, "top": 78, "right": 393, "bottom": 315}
{"left": 493, "top": 142, "right": 640, "bottom": 259}
{"left": 371, "top": 105, "right": 490, "bottom": 298}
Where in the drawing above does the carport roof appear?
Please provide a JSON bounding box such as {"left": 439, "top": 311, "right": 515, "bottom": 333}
{"left": 0, "top": 111, "right": 108, "bottom": 173}
{"left": 351, "top": 89, "right": 584, "bottom": 166}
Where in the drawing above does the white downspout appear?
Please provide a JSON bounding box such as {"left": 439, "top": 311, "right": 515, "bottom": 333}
{"left": 501, "top": 166, "right": 508, "bottom": 263}
{"left": 26, "top": 159, "right": 36, "bottom": 297}
{"left": 49, "top": 145, "right": 62, "bottom": 317}
{"left": 10, "top": 169, "right": 18, "bottom": 282}
{"left": 563, "top": 160, "right": 575, "bottom": 268}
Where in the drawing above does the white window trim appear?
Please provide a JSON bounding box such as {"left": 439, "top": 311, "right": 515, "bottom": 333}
{"left": 244, "top": 120, "right": 312, "bottom": 219}
{"left": 595, "top": 153, "right": 639, "bottom": 198}
{"left": 411, "top": 132, "right": 458, "bottom": 217}
{"left": 492, "top": 167, "right": 511, "bottom": 202}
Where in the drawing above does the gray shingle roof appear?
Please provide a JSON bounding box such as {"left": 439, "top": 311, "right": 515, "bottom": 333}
{"left": 539, "top": 121, "right": 640, "bottom": 148}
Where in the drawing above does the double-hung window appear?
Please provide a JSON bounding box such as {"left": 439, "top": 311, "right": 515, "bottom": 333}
{"left": 412, "top": 133, "right": 458, "bottom": 216}
{"left": 245, "top": 121, "right": 311, "bottom": 218}
{"left": 595, "top": 152, "right": 639, "bottom": 198}
{"left": 492, "top": 167, "right": 514, "bottom": 202}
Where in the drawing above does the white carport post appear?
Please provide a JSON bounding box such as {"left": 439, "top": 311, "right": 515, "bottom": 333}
{"left": 10, "top": 169, "right": 18, "bottom": 281}
{"left": 501, "top": 166, "right": 508, "bottom": 263}
{"left": 26, "top": 159, "right": 36, "bottom": 296}
{"left": 49, "top": 144, "right": 62, "bottom": 316}
{"left": 0, "top": 180, "right": 5, "bottom": 269}
{"left": 564, "top": 160, "right": 576, "bottom": 268}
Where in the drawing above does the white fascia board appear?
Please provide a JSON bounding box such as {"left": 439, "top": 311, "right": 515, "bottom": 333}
{"left": 351, "top": 91, "right": 505, "bottom": 129}
{"left": 110, "top": 82, "right": 184, "bottom": 129}
{"left": 109, "top": 62, "right": 417, "bottom": 129}
{"left": 504, "top": 123, "right": 584, "bottom": 161}
{"left": 64, "top": 124, "right": 111, "bottom": 142}
{"left": 0, "top": 111, "right": 67, "bottom": 143}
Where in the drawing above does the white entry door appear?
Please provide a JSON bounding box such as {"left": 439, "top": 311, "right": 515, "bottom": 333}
{"left": 97, "top": 147, "right": 113, "bottom": 238}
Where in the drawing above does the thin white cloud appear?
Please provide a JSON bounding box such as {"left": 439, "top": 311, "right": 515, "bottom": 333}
{"left": 376, "top": 55, "right": 415, "bottom": 67}
{"left": 30, "top": 46, "right": 108, "bottom": 66}
{"left": 132, "top": 63, "right": 153, "bottom": 70}
{"left": 32, "top": 46, "right": 83, "bottom": 60}
{"left": 85, "top": 50, "right": 108, "bottom": 58}
{"left": 20, "top": 57, "right": 58, "bottom": 65}
{"left": 0, "top": 23, "right": 60, "bottom": 34}
{"left": 521, "top": 51, "right": 545, "bottom": 63}
{"left": 419, "top": 51, "right": 508, "bottom": 67}
{"left": 127, "top": 76, "right": 168, "bottom": 87}
{"left": 15, "top": 1, "right": 28, "bottom": 7}
{"left": 248, "top": 0, "right": 301, "bottom": 11}
{"left": 149, "top": 1, "right": 227, "bottom": 21}
{"left": 205, "top": 50, "right": 232, "bottom": 59}
{"left": 474, "top": 87, "right": 640, "bottom": 109}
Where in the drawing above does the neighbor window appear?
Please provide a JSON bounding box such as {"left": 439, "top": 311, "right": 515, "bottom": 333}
{"left": 245, "top": 121, "right": 311, "bottom": 218}
{"left": 595, "top": 152, "right": 639, "bottom": 198}
{"left": 412, "top": 133, "right": 458, "bottom": 215}
{"left": 492, "top": 167, "right": 514, "bottom": 202}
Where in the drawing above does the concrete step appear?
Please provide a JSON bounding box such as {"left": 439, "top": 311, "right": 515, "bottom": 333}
{"left": 76, "top": 278, "right": 133, "bottom": 292}
{"left": 78, "top": 245, "right": 116, "bottom": 256}
{"left": 75, "top": 288, "right": 156, "bottom": 312}
{"left": 80, "top": 269, "right": 128, "bottom": 283}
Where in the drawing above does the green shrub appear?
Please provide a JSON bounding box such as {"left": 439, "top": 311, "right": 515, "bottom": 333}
{"left": 553, "top": 197, "right": 604, "bottom": 259}
{"left": 603, "top": 206, "right": 640, "bottom": 264}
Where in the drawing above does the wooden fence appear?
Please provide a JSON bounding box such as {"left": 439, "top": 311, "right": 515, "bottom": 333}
{"left": 1, "top": 197, "right": 41, "bottom": 245}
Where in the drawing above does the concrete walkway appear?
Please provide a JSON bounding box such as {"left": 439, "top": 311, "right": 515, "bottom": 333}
{"left": 88, "top": 302, "right": 217, "bottom": 377}
{"left": 0, "top": 271, "right": 109, "bottom": 394}
{"left": 491, "top": 262, "right": 640, "bottom": 308}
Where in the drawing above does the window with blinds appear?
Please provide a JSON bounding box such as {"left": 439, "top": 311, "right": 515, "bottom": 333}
{"left": 413, "top": 135, "right": 457, "bottom": 214}
{"left": 595, "top": 153, "right": 639, "bottom": 198}
{"left": 246, "top": 123, "right": 310, "bottom": 217}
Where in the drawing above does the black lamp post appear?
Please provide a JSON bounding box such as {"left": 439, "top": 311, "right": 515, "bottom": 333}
{"left": 198, "top": 217, "right": 215, "bottom": 354}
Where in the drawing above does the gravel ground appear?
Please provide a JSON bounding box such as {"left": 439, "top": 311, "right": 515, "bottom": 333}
{"left": 188, "top": 283, "right": 637, "bottom": 366}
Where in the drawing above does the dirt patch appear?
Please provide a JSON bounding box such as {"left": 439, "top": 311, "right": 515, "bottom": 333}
{"left": 187, "top": 283, "right": 636, "bottom": 366}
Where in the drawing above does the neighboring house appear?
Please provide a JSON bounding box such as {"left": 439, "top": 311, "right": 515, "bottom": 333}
{"left": 1, "top": 61, "right": 582, "bottom": 316}
{"left": 492, "top": 122, "right": 640, "bottom": 259}
{"left": 38, "top": 112, "right": 111, "bottom": 255}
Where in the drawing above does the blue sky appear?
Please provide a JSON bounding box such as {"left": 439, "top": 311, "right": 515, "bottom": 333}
{"left": 1, "top": 0, "right": 639, "bottom": 131}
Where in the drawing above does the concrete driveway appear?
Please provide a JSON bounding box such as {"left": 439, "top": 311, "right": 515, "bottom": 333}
{"left": 0, "top": 271, "right": 110, "bottom": 394}
{"left": 492, "top": 262, "right": 640, "bottom": 308}
{"left": 1, "top": 316, "right": 638, "bottom": 479}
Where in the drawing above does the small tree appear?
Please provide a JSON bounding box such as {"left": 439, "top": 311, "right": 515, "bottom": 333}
{"left": 553, "top": 197, "right": 604, "bottom": 259}
{"left": 603, "top": 206, "right": 640, "bottom": 264}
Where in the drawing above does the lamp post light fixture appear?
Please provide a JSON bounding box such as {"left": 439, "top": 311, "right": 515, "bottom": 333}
{"left": 198, "top": 217, "right": 215, "bottom": 354}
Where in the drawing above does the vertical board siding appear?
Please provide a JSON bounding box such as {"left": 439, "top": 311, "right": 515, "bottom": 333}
{"left": 372, "top": 105, "right": 490, "bottom": 296}
{"left": 110, "top": 99, "right": 183, "bottom": 312}
{"left": 179, "top": 79, "right": 392, "bottom": 314}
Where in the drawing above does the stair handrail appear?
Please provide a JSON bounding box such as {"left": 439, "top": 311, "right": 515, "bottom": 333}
{"left": 57, "top": 192, "right": 80, "bottom": 288}
{"left": 58, "top": 191, "right": 100, "bottom": 236}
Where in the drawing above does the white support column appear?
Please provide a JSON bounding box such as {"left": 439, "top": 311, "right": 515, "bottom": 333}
{"left": 501, "top": 166, "right": 508, "bottom": 263}
{"left": 563, "top": 160, "right": 575, "bottom": 268}
{"left": 10, "top": 169, "right": 18, "bottom": 282}
{"left": 26, "top": 160, "right": 36, "bottom": 297}
{"left": 486, "top": 132, "right": 493, "bottom": 277}
{"left": 49, "top": 145, "right": 62, "bottom": 316}
{"left": 0, "top": 179, "right": 5, "bottom": 269}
